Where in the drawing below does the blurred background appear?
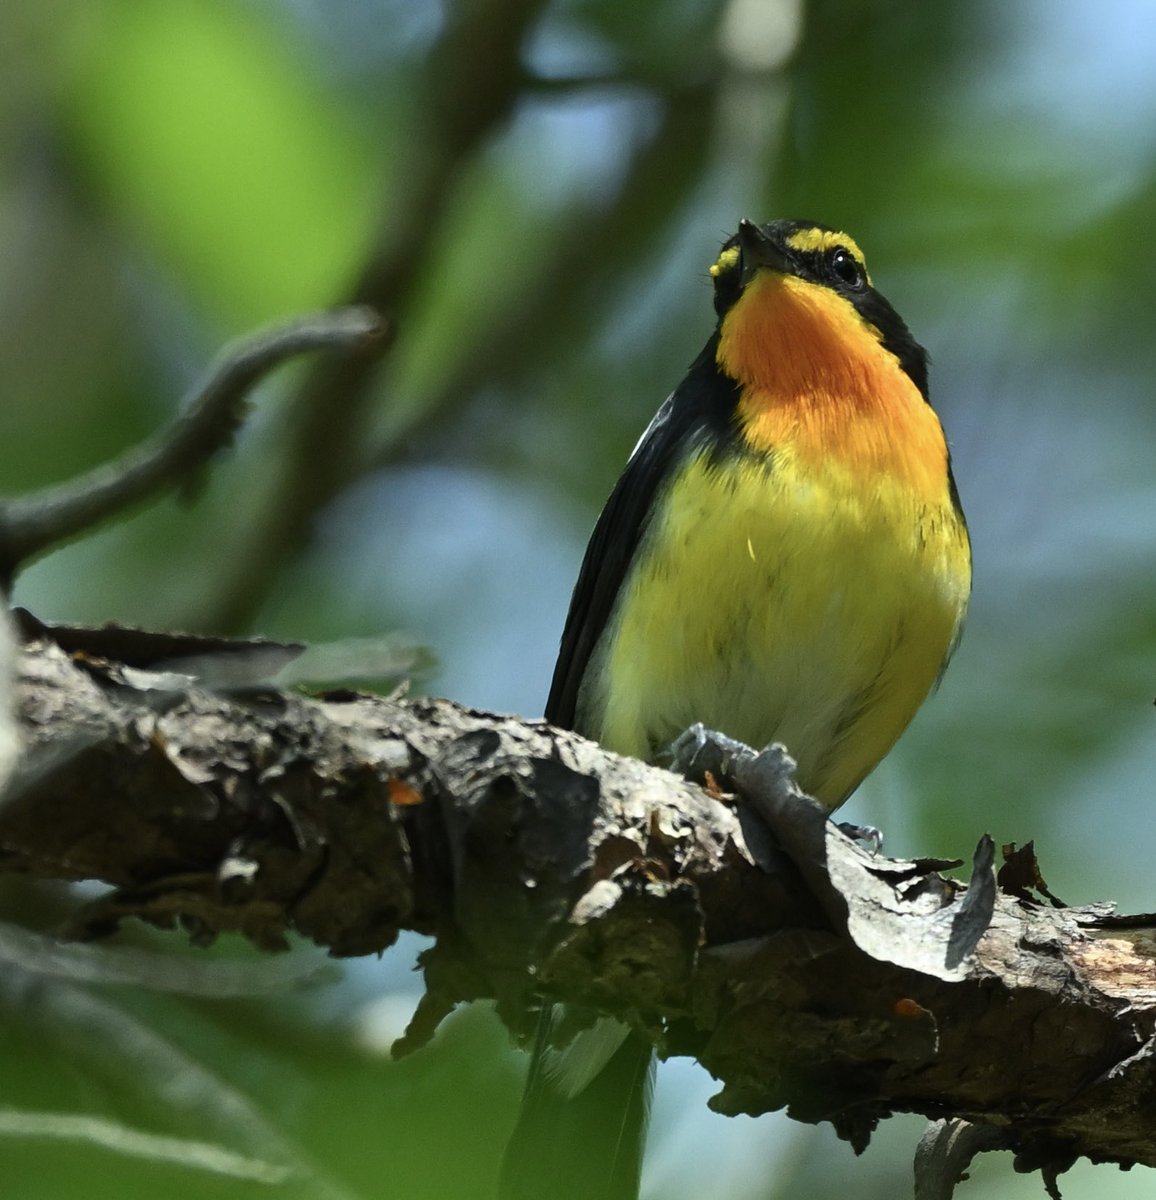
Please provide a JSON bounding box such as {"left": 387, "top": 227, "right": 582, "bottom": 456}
{"left": 1, "top": 0, "right": 1155, "bottom": 1196}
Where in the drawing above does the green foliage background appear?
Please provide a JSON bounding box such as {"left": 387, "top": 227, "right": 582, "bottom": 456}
{"left": 2, "top": 1, "right": 1155, "bottom": 1196}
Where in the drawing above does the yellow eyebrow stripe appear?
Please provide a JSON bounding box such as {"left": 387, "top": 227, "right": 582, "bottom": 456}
{"left": 709, "top": 245, "right": 740, "bottom": 277}
{"left": 786, "top": 227, "right": 872, "bottom": 285}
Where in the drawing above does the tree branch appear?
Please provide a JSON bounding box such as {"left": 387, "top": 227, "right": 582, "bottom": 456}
{"left": 0, "top": 308, "right": 387, "bottom": 583}
{"left": 5, "top": 633, "right": 1156, "bottom": 1195}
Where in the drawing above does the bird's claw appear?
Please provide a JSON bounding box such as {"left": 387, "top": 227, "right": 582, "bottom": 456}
{"left": 662, "top": 723, "right": 757, "bottom": 786}
{"left": 836, "top": 821, "right": 884, "bottom": 855}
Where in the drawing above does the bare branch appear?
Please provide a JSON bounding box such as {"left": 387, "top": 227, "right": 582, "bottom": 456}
{"left": 5, "top": 634, "right": 1156, "bottom": 1193}
{"left": 0, "top": 308, "right": 386, "bottom": 582}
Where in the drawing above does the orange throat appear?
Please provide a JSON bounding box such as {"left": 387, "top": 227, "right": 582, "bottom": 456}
{"left": 717, "top": 272, "right": 949, "bottom": 499}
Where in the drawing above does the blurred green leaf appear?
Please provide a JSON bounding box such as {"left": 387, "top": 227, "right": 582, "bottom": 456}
{"left": 59, "top": 0, "right": 379, "bottom": 327}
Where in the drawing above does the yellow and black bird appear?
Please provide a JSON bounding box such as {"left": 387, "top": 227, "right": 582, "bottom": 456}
{"left": 500, "top": 218, "right": 971, "bottom": 1200}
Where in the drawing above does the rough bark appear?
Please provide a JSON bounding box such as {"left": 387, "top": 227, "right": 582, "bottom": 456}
{"left": 4, "top": 634, "right": 1156, "bottom": 1194}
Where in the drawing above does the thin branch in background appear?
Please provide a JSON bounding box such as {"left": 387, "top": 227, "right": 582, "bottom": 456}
{"left": 1, "top": 973, "right": 359, "bottom": 1200}
{"left": 196, "top": 0, "right": 554, "bottom": 634}
{"left": 367, "top": 81, "right": 722, "bottom": 475}
{"left": 518, "top": 71, "right": 638, "bottom": 94}
{"left": 0, "top": 1112, "right": 292, "bottom": 1186}
{"left": 0, "top": 307, "right": 387, "bottom": 585}
{"left": 0, "top": 921, "right": 336, "bottom": 995}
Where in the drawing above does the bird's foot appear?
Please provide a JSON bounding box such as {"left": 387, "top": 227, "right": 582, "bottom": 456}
{"left": 661, "top": 723, "right": 757, "bottom": 786}
{"left": 835, "top": 822, "right": 884, "bottom": 855}
{"left": 665, "top": 726, "right": 884, "bottom": 853}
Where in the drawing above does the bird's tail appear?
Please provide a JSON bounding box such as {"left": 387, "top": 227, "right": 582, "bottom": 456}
{"left": 499, "top": 1007, "right": 655, "bottom": 1200}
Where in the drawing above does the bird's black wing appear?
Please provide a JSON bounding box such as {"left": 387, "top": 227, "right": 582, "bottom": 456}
{"left": 546, "top": 334, "right": 739, "bottom": 730}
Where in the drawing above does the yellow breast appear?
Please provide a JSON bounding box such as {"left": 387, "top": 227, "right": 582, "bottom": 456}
{"left": 582, "top": 450, "right": 968, "bottom": 807}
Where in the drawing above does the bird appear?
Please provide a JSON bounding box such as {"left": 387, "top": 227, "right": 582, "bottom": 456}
{"left": 499, "top": 218, "right": 972, "bottom": 1200}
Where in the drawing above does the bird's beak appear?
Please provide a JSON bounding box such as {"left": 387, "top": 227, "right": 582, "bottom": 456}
{"left": 738, "top": 219, "right": 791, "bottom": 286}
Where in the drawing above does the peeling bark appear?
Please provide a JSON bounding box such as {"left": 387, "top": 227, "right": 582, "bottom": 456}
{"left": 4, "top": 635, "right": 1156, "bottom": 1194}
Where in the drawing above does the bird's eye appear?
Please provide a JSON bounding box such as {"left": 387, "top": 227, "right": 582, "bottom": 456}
{"left": 829, "top": 247, "right": 864, "bottom": 289}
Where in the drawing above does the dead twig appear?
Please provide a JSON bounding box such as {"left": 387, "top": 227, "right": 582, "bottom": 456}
{"left": 0, "top": 307, "right": 386, "bottom": 584}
